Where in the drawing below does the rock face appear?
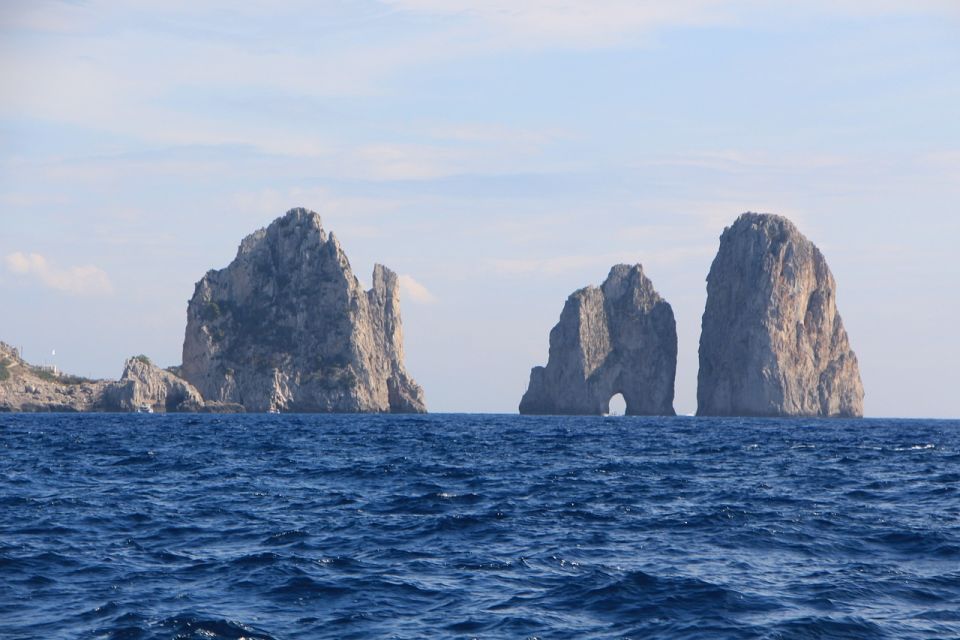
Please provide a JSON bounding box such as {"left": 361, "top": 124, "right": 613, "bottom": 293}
{"left": 0, "top": 342, "right": 109, "bottom": 412}
{"left": 181, "top": 208, "right": 426, "bottom": 413}
{"left": 0, "top": 342, "right": 229, "bottom": 413}
{"left": 697, "top": 213, "right": 864, "bottom": 417}
{"left": 101, "top": 357, "right": 205, "bottom": 412}
{"left": 519, "top": 264, "right": 677, "bottom": 415}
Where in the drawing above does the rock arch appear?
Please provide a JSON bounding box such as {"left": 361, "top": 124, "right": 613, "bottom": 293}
{"left": 519, "top": 264, "right": 677, "bottom": 416}
{"left": 606, "top": 392, "right": 626, "bottom": 416}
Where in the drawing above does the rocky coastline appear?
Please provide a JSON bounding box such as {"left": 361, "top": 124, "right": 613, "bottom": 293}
{"left": 2, "top": 208, "right": 425, "bottom": 414}
{"left": 0, "top": 344, "right": 241, "bottom": 413}
{"left": 2, "top": 209, "right": 864, "bottom": 417}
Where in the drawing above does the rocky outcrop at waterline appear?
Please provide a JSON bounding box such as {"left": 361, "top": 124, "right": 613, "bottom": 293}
{"left": 100, "top": 357, "right": 206, "bottom": 412}
{"left": 519, "top": 264, "right": 677, "bottom": 416}
{"left": 0, "top": 342, "right": 108, "bottom": 412}
{"left": 181, "top": 208, "right": 426, "bottom": 413}
{"left": 0, "top": 344, "right": 223, "bottom": 413}
{"left": 696, "top": 213, "right": 864, "bottom": 417}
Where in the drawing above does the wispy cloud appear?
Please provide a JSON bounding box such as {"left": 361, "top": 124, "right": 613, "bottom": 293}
{"left": 4, "top": 252, "right": 114, "bottom": 296}
{"left": 398, "top": 274, "right": 437, "bottom": 303}
{"left": 383, "top": 0, "right": 733, "bottom": 47}
{"left": 384, "top": 0, "right": 959, "bottom": 48}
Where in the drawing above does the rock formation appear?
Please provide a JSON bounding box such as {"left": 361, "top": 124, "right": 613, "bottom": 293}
{"left": 697, "top": 212, "right": 864, "bottom": 417}
{"left": 519, "top": 264, "right": 677, "bottom": 415}
{"left": 0, "top": 344, "right": 221, "bottom": 413}
{"left": 100, "top": 357, "right": 206, "bottom": 412}
{"left": 180, "top": 208, "right": 426, "bottom": 413}
{"left": 0, "top": 342, "right": 109, "bottom": 412}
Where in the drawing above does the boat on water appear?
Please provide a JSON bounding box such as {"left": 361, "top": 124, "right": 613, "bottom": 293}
{"left": 135, "top": 404, "right": 154, "bottom": 414}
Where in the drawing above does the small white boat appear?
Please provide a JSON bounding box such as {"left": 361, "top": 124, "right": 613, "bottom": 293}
{"left": 135, "top": 404, "right": 154, "bottom": 414}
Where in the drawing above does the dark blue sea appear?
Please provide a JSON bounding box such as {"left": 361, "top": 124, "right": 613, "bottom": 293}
{"left": 1, "top": 414, "right": 959, "bottom": 639}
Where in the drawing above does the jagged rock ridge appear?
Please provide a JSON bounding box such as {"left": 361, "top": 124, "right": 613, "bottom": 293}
{"left": 519, "top": 264, "right": 677, "bottom": 416}
{"left": 181, "top": 208, "right": 426, "bottom": 413}
{"left": 697, "top": 212, "right": 864, "bottom": 417}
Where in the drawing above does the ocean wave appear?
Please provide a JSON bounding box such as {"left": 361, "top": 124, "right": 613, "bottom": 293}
{"left": 0, "top": 413, "right": 957, "bottom": 639}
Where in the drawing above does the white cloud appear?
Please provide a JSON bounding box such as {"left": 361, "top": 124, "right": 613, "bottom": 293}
{"left": 385, "top": 0, "right": 960, "bottom": 48}
{"left": 4, "top": 252, "right": 114, "bottom": 296}
{"left": 398, "top": 274, "right": 437, "bottom": 303}
{"left": 384, "top": 0, "right": 732, "bottom": 47}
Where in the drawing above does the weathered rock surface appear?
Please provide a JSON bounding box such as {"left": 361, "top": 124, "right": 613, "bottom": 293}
{"left": 100, "top": 357, "right": 206, "bottom": 412}
{"left": 181, "top": 208, "right": 426, "bottom": 413}
{"left": 697, "top": 212, "right": 864, "bottom": 417}
{"left": 0, "top": 342, "right": 234, "bottom": 413}
{"left": 519, "top": 264, "right": 677, "bottom": 415}
{"left": 0, "top": 342, "right": 109, "bottom": 412}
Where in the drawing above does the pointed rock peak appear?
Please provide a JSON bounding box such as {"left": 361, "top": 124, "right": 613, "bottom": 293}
{"left": 600, "top": 263, "right": 663, "bottom": 309}
{"left": 371, "top": 264, "right": 398, "bottom": 293}
{"left": 728, "top": 211, "right": 801, "bottom": 237}
{"left": 324, "top": 231, "right": 350, "bottom": 267}
{"left": 734, "top": 211, "right": 791, "bottom": 224}
{"left": 274, "top": 208, "right": 327, "bottom": 243}
{"left": 236, "top": 209, "right": 327, "bottom": 258}
{"left": 280, "top": 207, "right": 323, "bottom": 229}
{"left": 602, "top": 263, "right": 646, "bottom": 294}
{"left": 605, "top": 263, "right": 642, "bottom": 280}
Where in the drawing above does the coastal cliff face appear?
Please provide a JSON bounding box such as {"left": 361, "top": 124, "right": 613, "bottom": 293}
{"left": 100, "top": 358, "right": 206, "bottom": 412}
{"left": 697, "top": 213, "right": 864, "bottom": 417}
{"left": 0, "top": 343, "right": 108, "bottom": 412}
{"left": 0, "top": 344, "right": 214, "bottom": 413}
{"left": 519, "top": 264, "right": 677, "bottom": 416}
{"left": 181, "top": 208, "right": 426, "bottom": 413}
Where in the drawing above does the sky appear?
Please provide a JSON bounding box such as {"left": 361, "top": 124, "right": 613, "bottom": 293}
{"left": 1, "top": 1, "right": 958, "bottom": 417}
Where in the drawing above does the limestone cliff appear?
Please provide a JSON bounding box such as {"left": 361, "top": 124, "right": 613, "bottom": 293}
{"left": 100, "top": 357, "right": 206, "bottom": 412}
{"left": 519, "top": 264, "right": 677, "bottom": 415}
{"left": 0, "top": 342, "right": 108, "bottom": 412}
{"left": 180, "top": 208, "right": 426, "bottom": 413}
{"left": 0, "top": 344, "right": 214, "bottom": 413}
{"left": 697, "top": 213, "right": 864, "bottom": 417}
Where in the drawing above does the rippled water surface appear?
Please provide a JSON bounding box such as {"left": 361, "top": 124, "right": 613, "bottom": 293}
{"left": 1, "top": 414, "right": 959, "bottom": 639}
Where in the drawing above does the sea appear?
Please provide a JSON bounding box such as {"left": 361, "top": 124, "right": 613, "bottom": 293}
{"left": 1, "top": 414, "right": 958, "bottom": 639}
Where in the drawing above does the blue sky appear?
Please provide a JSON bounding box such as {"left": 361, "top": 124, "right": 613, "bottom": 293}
{"left": 1, "top": 1, "right": 957, "bottom": 416}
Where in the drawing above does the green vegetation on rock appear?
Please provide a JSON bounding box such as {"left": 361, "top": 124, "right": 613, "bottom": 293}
{"left": 30, "top": 366, "right": 59, "bottom": 382}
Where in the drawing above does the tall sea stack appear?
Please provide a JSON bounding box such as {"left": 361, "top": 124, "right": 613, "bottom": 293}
{"left": 181, "top": 208, "right": 426, "bottom": 413}
{"left": 519, "top": 264, "right": 677, "bottom": 416}
{"left": 697, "top": 213, "right": 863, "bottom": 417}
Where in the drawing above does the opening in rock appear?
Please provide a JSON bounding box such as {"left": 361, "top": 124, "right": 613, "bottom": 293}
{"left": 606, "top": 393, "right": 626, "bottom": 416}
